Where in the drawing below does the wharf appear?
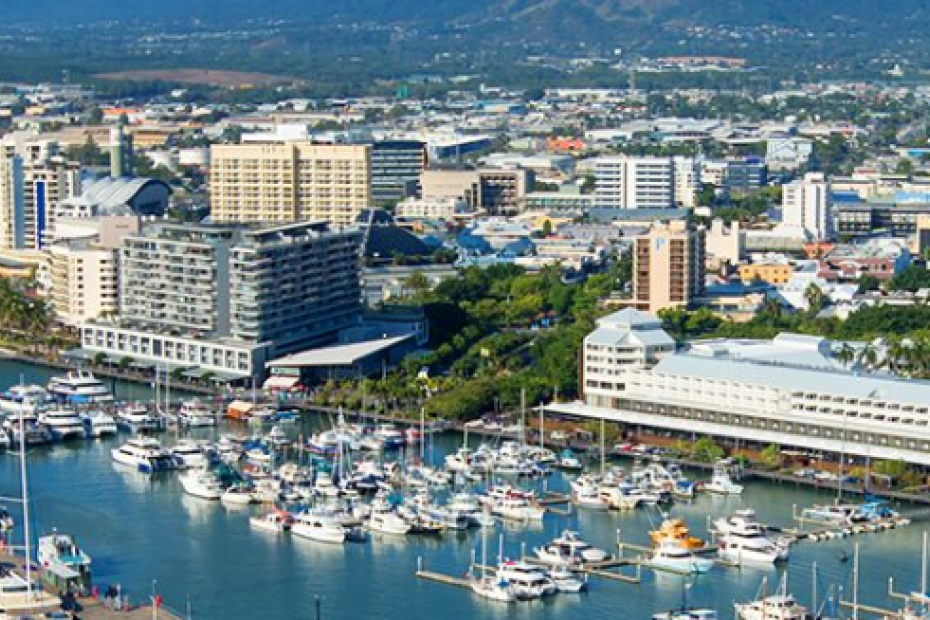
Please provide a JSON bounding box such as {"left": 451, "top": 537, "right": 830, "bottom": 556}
{"left": 0, "top": 552, "right": 184, "bottom": 620}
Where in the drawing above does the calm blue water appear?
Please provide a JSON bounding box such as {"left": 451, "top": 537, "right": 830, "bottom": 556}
{"left": 0, "top": 360, "right": 927, "bottom": 619}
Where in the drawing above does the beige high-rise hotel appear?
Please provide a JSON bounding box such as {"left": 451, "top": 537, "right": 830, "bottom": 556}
{"left": 210, "top": 143, "right": 371, "bottom": 226}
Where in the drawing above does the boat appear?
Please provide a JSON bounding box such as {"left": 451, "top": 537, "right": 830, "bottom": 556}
{"left": 555, "top": 449, "right": 584, "bottom": 472}
{"left": 649, "top": 541, "right": 715, "bottom": 574}
{"left": 177, "top": 400, "right": 216, "bottom": 428}
{"left": 714, "top": 509, "right": 765, "bottom": 536}
{"left": 115, "top": 404, "right": 161, "bottom": 433}
{"left": 7, "top": 417, "right": 53, "bottom": 446}
{"left": 80, "top": 412, "right": 118, "bottom": 438}
{"left": 650, "top": 518, "right": 704, "bottom": 550}
{"left": 496, "top": 561, "right": 556, "bottom": 599}
{"left": 265, "top": 425, "right": 292, "bottom": 448}
{"left": 534, "top": 530, "right": 611, "bottom": 566}
{"left": 367, "top": 494, "right": 410, "bottom": 535}
{"left": 36, "top": 532, "right": 92, "bottom": 593}
{"left": 653, "top": 610, "right": 719, "bottom": 620}
{"left": 705, "top": 460, "right": 744, "bottom": 495}
{"left": 548, "top": 565, "right": 586, "bottom": 593}
{"left": 735, "top": 593, "right": 812, "bottom": 619}
{"left": 570, "top": 475, "right": 610, "bottom": 510}
{"left": 801, "top": 503, "right": 870, "bottom": 527}
{"left": 291, "top": 511, "right": 348, "bottom": 544}
{"left": 221, "top": 483, "right": 259, "bottom": 506}
{"left": 37, "top": 408, "right": 86, "bottom": 441}
{"left": 0, "top": 429, "right": 8, "bottom": 450}
{"left": 47, "top": 370, "right": 113, "bottom": 404}
{"left": 470, "top": 572, "right": 516, "bottom": 603}
{"left": 111, "top": 437, "right": 177, "bottom": 473}
{"left": 718, "top": 533, "right": 789, "bottom": 564}
{"left": 250, "top": 510, "right": 293, "bottom": 534}
{"left": 374, "top": 424, "right": 405, "bottom": 449}
{"left": 0, "top": 570, "right": 61, "bottom": 615}
{"left": 0, "top": 507, "right": 13, "bottom": 532}
{"left": 0, "top": 385, "right": 52, "bottom": 414}
{"left": 171, "top": 439, "right": 214, "bottom": 469}
{"left": 179, "top": 467, "right": 225, "bottom": 500}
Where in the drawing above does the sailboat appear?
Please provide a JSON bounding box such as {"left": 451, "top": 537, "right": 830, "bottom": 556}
{"left": 0, "top": 414, "right": 61, "bottom": 615}
{"left": 470, "top": 519, "right": 515, "bottom": 602}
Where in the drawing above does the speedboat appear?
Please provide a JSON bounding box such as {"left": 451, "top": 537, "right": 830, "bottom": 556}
{"left": 177, "top": 400, "right": 216, "bottom": 428}
{"left": 111, "top": 437, "right": 176, "bottom": 473}
{"left": 734, "top": 594, "right": 812, "bottom": 619}
{"left": 0, "top": 385, "right": 52, "bottom": 414}
{"left": 47, "top": 370, "right": 112, "bottom": 404}
{"left": 179, "top": 467, "right": 225, "bottom": 500}
{"left": 250, "top": 510, "right": 293, "bottom": 534}
{"left": 534, "top": 530, "right": 611, "bottom": 566}
{"left": 496, "top": 561, "right": 556, "bottom": 599}
{"left": 37, "top": 408, "right": 86, "bottom": 440}
{"left": 81, "top": 412, "right": 118, "bottom": 438}
{"left": 116, "top": 404, "right": 161, "bottom": 433}
{"left": 291, "top": 511, "right": 348, "bottom": 544}
{"left": 548, "top": 565, "right": 586, "bottom": 593}
{"left": 649, "top": 541, "right": 715, "bottom": 574}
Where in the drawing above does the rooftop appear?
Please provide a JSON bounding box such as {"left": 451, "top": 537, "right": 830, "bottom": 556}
{"left": 266, "top": 335, "right": 412, "bottom": 368}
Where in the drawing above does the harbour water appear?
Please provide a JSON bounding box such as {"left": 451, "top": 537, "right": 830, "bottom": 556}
{"left": 0, "top": 361, "right": 927, "bottom": 619}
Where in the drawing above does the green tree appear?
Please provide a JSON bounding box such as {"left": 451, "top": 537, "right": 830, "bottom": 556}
{"left": 692, "top": 437, "right": 726, "bottom": 462}
{"left": 760, "top": 444, "right": 781, "bottom": 468}
{"left": 403, "top": 271, "right": 431, "bottom": 297}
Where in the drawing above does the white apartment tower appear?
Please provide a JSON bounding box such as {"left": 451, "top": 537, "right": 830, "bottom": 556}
{"left": 594, "top": 155, "right": 695, "bottom": 209}
{"left": 0, "top": 152, "right": 25, "bottom": 250}
{"left": 780, "top": 172, "right": 833, "bottom": 241}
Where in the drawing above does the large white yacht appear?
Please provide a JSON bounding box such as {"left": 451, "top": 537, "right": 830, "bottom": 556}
{"left": 37, "top": 408, "right": 87, "bottom": 441}
{"left": 179, "top": 467, "right": 225, "bottom": 500}
{"left": 111, "top": 437, "right": 176, "bottom": 473}
{"left": 116, "top": 404, "right": 161, "bottom": 432}
{"left": 0, "top": 385, "right": 53, "bottom": 414}
{"left": 81, "top": 412, "right": 119, "bottom": 438}
{"left": 291, "top": 511, "right": 348, "bottom": 544}
{"left": 177, "top": 400, "right": 216, "bottom": 427}
{"left": 48, "top": 370, "right": 113, "bottom": 404}
{"left": 734, "top": 594, "right": 812, "bottom": 620}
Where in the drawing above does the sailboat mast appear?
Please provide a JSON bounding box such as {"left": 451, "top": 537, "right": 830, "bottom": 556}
{"left": 18, "top": 411, "right": 33, "bottom": 600}
{"left": 520, "top": 389, "right": 526, "bottom": 447}
{"left": 812, "top": 561, "right": 818, "bottom": 617}
{"left": 922, "top": 531, "right": 928, "bottom": 597}
{"left": 420, "top": 407, "right": 425, "bottom": 461}
{"left": 853, "top": 543, "right": 860, "bottom": 620}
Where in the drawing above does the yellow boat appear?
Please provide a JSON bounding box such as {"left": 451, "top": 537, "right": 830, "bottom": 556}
{"left": 649, "top": 518, "right": 704, "bottom": 549}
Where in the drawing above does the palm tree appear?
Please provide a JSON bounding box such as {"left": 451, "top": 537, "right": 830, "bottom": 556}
{"left": 858, "top": 344, "right": 879, "bottom": 372}
{"left": 804, "top": 283, "right": 825, "bottom": 314}
{"left": 836, "top": 343, "right": 856, "bottom": 369}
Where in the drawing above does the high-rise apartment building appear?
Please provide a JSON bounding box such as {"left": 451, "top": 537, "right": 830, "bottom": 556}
{"left": 370, "top": 140, "right": 426, "bottom": 205}
{"left": 48, "top": 239, "right": 120, "bottom": 327}
{"left": 633, "top": 218, "right": 705, "bottom": 313}
{"left": 0, "top": 152, "right": 25, "bottom": 250}
{"left": 210, "top": 143, "right": 371, "bottom": 226}
{"left": 0, "top": 139, "right": 81, "bottom": 250}
{"left": 81, "top": 220, "right": 362, "bottom": 377}
{"left": 420, "top": 167, "right": 532, "bottom": 215}
{"left": 595, "top": 156, "right": 669, "bottom": 210}
{"left": 779, "top": 172, "right": 833, "bottom": 241}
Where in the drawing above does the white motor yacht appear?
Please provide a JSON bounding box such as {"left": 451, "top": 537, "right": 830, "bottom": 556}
{"left": 179, "top": 467, "right": 225, "bottom": 500}
{"left": 221, "top": 483, "right": 259, "bottom": 506}
{"left": 81, "top": 411, "right": 118, "bottom": 438}
{"left": 0, "top": 385, "right": 52, "bottom": 414}
{"left": 534, "top": 530, "right": 611, "bottom": 566}
{"left": 37, "top": 532, "right": 92, "bottom": 577}
{"left": 496, "top": 561, "right": 556, "bottom": 599}
{"left": 111, "top": 437, "right": 176, "bottom": 473}
{"left": 250, "top": 510, "right": 293, "bottom": 534}
{"left": 291, "top": 511, "right": 348, "bottom": 544}
{"left": 116, "top": 404, "right": 161, "bottom": 432}
{"left": 171, "top": 439, "right": 213, "bottom": 469}
{"left": 470, "top": 572, "right": 516, "bottom": 603}
{"left": 367, "top": 495, "right": 411, "bottom": 535}
{"left": 734, "top": 594, "right": 812, "bottom": 620}
{"left": 718, "top": 533, "right": 789, "bottom": 564}
{"left": 178, "top": 400, "right": 216, "bottom": 427}
{"left": 570, "top": 475, "right": 610, "bottom": 511}
{"left": 47, "top": 370, "right": 113, "bottom": 403}
{"left": 714, "top": 509, "right": 765, "bottom": 536}
{"left": 649, "top": 541, "right": 715, "bottom": 574}
{"left": 653, "top": 610, "right": 719, "bottom": 620}
{"left": 37, "top": 408, "right": 86, "bottom": 440}
{"left": 704, "top": 460, "right": 744, "bottom": 495}
{"left": 801, "top": 503, "right": 870, "bottom": 527}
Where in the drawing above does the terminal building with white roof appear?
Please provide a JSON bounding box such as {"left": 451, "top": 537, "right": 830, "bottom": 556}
{"left": 545, "top": 308, "right": 930, "bottom": 466}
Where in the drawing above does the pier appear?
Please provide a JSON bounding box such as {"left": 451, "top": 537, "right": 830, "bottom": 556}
{"left": 0, "top": 551, "right": 185, "bottom": 620}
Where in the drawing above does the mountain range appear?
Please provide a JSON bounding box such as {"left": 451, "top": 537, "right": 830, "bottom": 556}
{"left": 6, "top": 0, "right": 928, "bottom": 36}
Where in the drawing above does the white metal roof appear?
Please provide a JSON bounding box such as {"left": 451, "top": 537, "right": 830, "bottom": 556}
{"left": 266, "top": 336, "right": 411, "bottom": 368}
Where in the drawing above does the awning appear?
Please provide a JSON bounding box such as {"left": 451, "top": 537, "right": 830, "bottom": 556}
{"left": 263, "top": 376, "right": 300, "bottom": 391}
{"left": 43, "top": 562, "right": 80, "bottom": 580}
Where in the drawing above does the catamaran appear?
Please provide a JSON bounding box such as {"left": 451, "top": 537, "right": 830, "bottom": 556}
{"left": 47, "top": 370, "right": 112, "bottom": 404}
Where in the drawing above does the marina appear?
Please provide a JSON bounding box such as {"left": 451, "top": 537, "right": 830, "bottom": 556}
{"left": 0, "top": 361, "right": 928, "bottom": 619}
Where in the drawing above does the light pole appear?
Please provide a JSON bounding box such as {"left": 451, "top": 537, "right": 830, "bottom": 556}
{"left": 151, "top": 579, "right": 158, "bottom": 620}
